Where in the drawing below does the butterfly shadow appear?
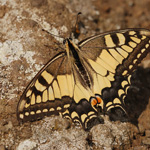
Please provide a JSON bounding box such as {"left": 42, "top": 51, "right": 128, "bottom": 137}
{"left": 109, "top": 67, "right": 150, "bottom": 128}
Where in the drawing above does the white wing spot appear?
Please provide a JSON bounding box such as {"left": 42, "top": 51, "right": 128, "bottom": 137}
{"left": 81, "top": 114, "right": 87, "bottom": 122}
{"left": 113, "top": 98, "right": 121, "bottom": 104}
{"left": 43, "top": 109, "right": 48, "bottom": 112}
{"left": 118, "top": 89, "right": 125, "bottom": 97}
{"left": 30, "top": 111, "right": 35, "bottom": 115}
{"left": 141, "top": 48, "right": 146, "bottom": 53}
{"left": 57, "top": 107, "right": 62, "bottom": 111}
{"left": 50, "top": 108, "right": 55, "bottom": 111}
{"left": 25, "top": 112, "right": 29, "bottom": 116}
{"left": 141, "top": 35, "right": 146, "bottom": 40}
{"left": 19, "top": 114, "right": 24, "bottom": 119}
{"left": 128, "top": 31, "right": 136, "bottom": 35}
{"left": 106, "top": 102, "right": 113, "bottom": 108}
{"left": 64, "top": 104, "right": 70, "bottom": 108}
{"left": 122, "top": 70, "right": 128, "bottom": 76}
{"left": 36, "top": 110, "right": 41, "bottom": 114}
{"left": 145, "top": 44, "right": 149, "bottom": 48}
{"left": 137, "top": 53, "right": 141, "bottom": 58}
{"left": 71, "top": 111, "right": 79, "bottom": 119}
{"left": 121, "top": 80, "right": 128, "bottom": 88}
{"left": 129, "top": 65, "right": 133, "bottom": 69}
{"left": 133, "top": 59, "right": 137, "bottom": 64}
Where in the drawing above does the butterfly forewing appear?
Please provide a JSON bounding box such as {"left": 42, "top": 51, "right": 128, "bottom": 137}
{"left": 17, "top": 52, "right": 73, "bottom": 121}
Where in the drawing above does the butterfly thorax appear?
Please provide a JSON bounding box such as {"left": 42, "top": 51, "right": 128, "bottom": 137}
{"left": 65, "top": 38, "right": 92, "bottom": 89}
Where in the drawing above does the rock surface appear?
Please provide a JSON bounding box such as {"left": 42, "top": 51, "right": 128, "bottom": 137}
{"left": 0, "top": 0, "right": 150, "bottom": 149}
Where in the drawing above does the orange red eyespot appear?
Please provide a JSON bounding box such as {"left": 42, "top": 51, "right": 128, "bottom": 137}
{"left": 96, "top": 96, "right": 102, "bottom": 104}
{"left": 91, "top": 95, "right": 102, "bottom": 107}
{"left": 91, "top": 98, "right": 97, "bottom": 106}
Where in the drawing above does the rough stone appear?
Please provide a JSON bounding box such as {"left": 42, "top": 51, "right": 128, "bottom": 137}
{"left": 145, "top": 130, "right": 150, "bottom": 138}
{"left": 0, "top": 0, "right": 150, "bottom": 149}
{"left": 142, "top": 138, "right": 150, "bottom": 145}
{"left": 16, "top": 139, "right": 37, "bottom": 150}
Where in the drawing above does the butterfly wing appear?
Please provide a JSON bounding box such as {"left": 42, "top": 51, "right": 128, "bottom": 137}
{"left": 17, "top": 51, "right": 98, "bottom": 129}
{"left": 17, "top": 52, "right": 70, "bottom": 122}
{"left": 78, "top": 28, "right": 150, "bottom": 115}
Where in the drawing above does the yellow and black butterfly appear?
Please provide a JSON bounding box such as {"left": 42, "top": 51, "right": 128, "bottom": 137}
{"left": 17, "top": 25, "right": 150, "bottom": 130}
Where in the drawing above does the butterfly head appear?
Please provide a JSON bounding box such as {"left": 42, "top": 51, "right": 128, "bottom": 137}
{"left": 63, "top": 37, "right": 72, "bottom": 45}
{"left": 63, "top": 37, "right": 80, "bottom": 58}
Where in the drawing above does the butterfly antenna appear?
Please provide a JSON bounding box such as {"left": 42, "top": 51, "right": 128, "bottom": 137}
{"left": 42, "top": 28, "right": 64, "bottom": 40}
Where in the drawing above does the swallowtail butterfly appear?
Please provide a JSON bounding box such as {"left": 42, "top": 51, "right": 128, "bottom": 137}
{"left": 17, "top": 21, "right": 150, "bottom": 130}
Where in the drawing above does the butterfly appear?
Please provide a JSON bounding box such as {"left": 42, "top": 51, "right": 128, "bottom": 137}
{"left": 17, "top": 26, "right": 150, "bottom": 130}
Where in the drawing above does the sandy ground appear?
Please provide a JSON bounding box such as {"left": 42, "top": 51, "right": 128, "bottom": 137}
{"left": 0, "top": 0, "right": 150, "bottom": 149}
